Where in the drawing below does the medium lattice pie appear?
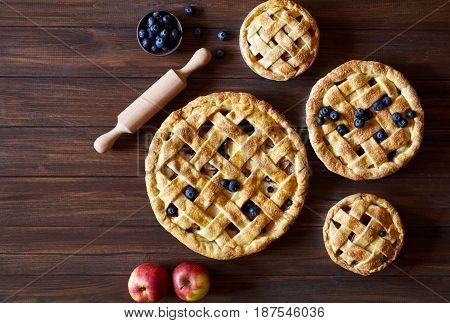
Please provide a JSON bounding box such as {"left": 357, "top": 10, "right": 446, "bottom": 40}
{"left": 306, "top": 60, "right": 424, "bottom": 180}
{"left": 145, "top": 92, "right": 309, "bottom": 259}
{"left": 239, "top": 0, "right": 319, "bottom": 81}
{"left": 323, "top": 193, "right": 404, "bottom": 276}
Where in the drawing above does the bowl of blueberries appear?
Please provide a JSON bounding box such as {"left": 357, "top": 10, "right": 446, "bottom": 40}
{"left": 137, "top": 10, "right": 182, "bottom": 56}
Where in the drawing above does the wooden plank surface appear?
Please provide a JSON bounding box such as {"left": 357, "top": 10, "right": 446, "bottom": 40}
{"left": 0, "top": 226, "right": 449, "bottom": 277}
{"left": 1, "top": 177, "right": 449, "bottom": 227}
{"left": 0, "top": 128, "right": 448, "bottom": 177}
{"left": 0, "top": 0, "right": 449, "bottom": 303}
{"left": 1, "top": 78, "right": 449, "bottom": 127}
{"left": 1, "top": 28, "right": 449, "bottom": 79}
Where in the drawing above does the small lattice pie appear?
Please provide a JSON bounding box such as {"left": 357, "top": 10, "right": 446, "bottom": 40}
{"left": 306, "top": 60, "right": 424, "bottom": 180}
{"left": 239, "top": 0, "right": 319, "bottom": 81}
{"left": 323, "top": 193, "right": 404, "bottom": 276}
{"left": 145, "top": 92, "right": 309, "bottom": 260}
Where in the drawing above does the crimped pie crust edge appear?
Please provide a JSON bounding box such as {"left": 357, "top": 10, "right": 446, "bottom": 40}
{"left": 323, "top": 193, "right": 405, "bottom": 276}
{"left": 306, "top": 60, "right": 424, "bottom": 180}
{"left": 145, "top": 92, "right": 309, "bottom": 260}
{"left": 239, "top": 0, "right": 320, "bottom": 81}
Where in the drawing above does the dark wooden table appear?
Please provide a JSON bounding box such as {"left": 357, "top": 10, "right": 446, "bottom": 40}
{"left": 1, "top": 0, "right": 449, "bottom": 302}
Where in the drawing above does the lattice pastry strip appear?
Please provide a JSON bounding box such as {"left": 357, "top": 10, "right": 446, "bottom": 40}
{"left": 307, "top": 60, "right": 424, "bottom": 180}
{"left": 240, "top": 0, "right": 319, "bottom": 81}
{"left": 323, "top": 193, "right": 404, "bottom": 276}
{"left": 146, "top": 92, "right": 308, "bottom": 259}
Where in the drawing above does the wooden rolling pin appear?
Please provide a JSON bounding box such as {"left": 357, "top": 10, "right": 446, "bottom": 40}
{"left": 94, "top": 48, "right": 212, "bottom": 154}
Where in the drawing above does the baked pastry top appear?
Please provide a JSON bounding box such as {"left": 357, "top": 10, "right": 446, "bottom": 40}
{"left": 146, "top": 92, "right": 308, "bottom": 260}
{"left": 239, "top": 0, "right": 319, "bottom": 81}
{"left": 323, "top": 193, "right": 404, "bottom": 276}
{"left": 306, "top": 60, "right": 424, "bottom": 180}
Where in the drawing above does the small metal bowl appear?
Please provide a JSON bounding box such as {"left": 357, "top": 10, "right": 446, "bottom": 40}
{"left": 137, "top": 10, "right": 183, "bottom": 57}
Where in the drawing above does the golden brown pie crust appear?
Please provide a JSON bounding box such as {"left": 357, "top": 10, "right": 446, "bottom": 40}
{"left": 146, "top": 92, "right": 309, "bottom": 259}
{"left": 323, "top": 193, "right": 404, "bottom": 276}
{"left": 306, "top": 60, "right": 424, "bottom": 180}
{"left": 239, "top": 0, "right": 319, "bottom": 81}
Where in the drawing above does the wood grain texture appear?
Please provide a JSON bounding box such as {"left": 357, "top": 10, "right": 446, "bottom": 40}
{"left": 1, "top": 177, "right": 449, "bottom": 227}
{"left": 0, "top": 127, "right": 448, "bottom": 177}
{"left": 0, "top": 0, "right": 449, "bottom": 303}
{"left": 1, "top": 276, "right": 448, "bottom": 303}
{"left": 1, "top": 0, "right": 449, "bottom": 30}
{"left": 0, "top": 27, "right": 449, "bottom": 79}
{"left": 0, "top": 226, "right": 449, "bottom": 277}
{"left": 0, "top": 78, "right": 449, "bottom": 127}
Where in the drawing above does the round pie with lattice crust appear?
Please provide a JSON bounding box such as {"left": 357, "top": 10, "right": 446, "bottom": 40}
{"left": 323, "top": 193, "right": 404, "bottom": 276}
{"left": 145, "top": 92, "right": 309, "bottom": 259}
{"left": 239, "top": 0, "right": 319, "bottom": 81}
{"left": 306, "top": 60, "right": 424, "bottom": 180}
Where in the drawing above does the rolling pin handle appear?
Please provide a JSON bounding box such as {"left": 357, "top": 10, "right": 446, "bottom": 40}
{"left": 93, "top": 122, "right": 130, "bottom": 154}
{"left": 177, "top": 48, "right": 212, "bottom": 79}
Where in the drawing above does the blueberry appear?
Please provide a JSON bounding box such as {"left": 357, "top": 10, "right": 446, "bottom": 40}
{"left": 166, "top": 203, "right": 178, "bottom": 217}
{"left": 267, "top": 186, "right": 274, "bottom": 193}
{"left": 249, "top": 206, "right": 260, "bottom": 218}
{"left": 372, "top": 100, "right": 383, "bottom": 111}
{"left": 171, "top": 29, "right": 180, "bottom": 40}
{"left": 147, "top": 17, "right": 155, "bottom": 27}
{"left": 184, "top": 185, "right": 197, "bottom": 201}
{"left": 215, "top": 49, "right": 225, "bottom": 59}
{"left": 354, "top": 108, "right": 364, "bottom": 119}
{"left": 138, "top": 29, "right": 147, "bottom": 39}
{"left": 264, "top": 176, "right": 272, "bottom": 182}
{"left": 329, "top": 110, "right": 340, "bottom": 121}
{"left": 150, "top": 45, "right": 160, "bottom": 53}
{"left": 161, "top": 46, "right": 171, "bottom": 52}
{"left": 391, "top": 112, "right": 401, "bottom": 122}
{"left": 217, "top": 31, "right": 228, "bottom": 41}
{"left": 316, "top": 116, "right": 325, "bottom": 125}
{"left": 243, "top": 200, "right": 256, "bottom": 212}
{"left": 141, "top": 38, "right": 151, "bottom": 49}
{"left": 218, "top": 140, "right": 229, "bottom": 157}
{"left": 184, "top": 6, "right": 194, "bottom": 15}
{"left": 319, "top": 107, "right": 330, "bottom": 117}
{"left": 162, "top": 14, "right": 172, "bottom": 24}
{"left": 146, "top": 29, "right": 154, "bottom": 39}
{"left": 155, "top": 36, "right": 166, "bottom": 48}
{"left": 285, "top": 199, "right": 293, "bottom": 206}
{"left": 397, "top": 118, "right": 408, "bottom": 128}
{"left": 380, "top": 255, "right": 388, "bottom": 263}
{"left": 381, "top": 95, "right": 392, "bottom": 106}
{"left": 220, "top": 179, "right": 230, "bottom": 188}
{"left": 405, "top": 108, "right": 416, "bottom": 119}
{"left": 228, "top": 180, "right": 239, "bottom": 192}
{"left": 379, "top": 230, "right": 386, "bottom": 237}
{"left": 152, "top": 11, "right": 162, "bottom": 19}
{"left": 194, "top": 27, "right": 203, "bottom": 37}
{"left": 160, "top": 29, "right": 170, "bottom": 39}
{"left": 374, "top": 129, "right": 386, "bottom": 142}
{"left": 336, "top": 124, "right": 349, "bottom": 136}
{"left": 363, "top": 109, "right": 373, "bottom": 121}
{"left": 150, "top": 24, "right": 160, "bottom": 34}
{"left": 164, "top": 23, "right": 175, "bottom": 31}
{"left": 354, "top": 118, "right": 365, "bottom": 129}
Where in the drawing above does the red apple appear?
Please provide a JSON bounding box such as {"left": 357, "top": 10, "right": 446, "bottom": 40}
{"left": 172, "top": 262, "right": 210, "bottom": 302}
{"left": 128, "top": 263, "right": 169, "bottom": 303}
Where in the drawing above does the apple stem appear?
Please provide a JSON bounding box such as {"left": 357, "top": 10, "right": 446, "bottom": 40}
{"left": 180, "top": 280, "right": 190, "bottom": 290}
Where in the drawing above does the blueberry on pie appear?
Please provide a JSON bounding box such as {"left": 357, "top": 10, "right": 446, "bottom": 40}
{"left": 306, "top": 60, "right": 424, "bottom": 180}
{"left": 239, "top": 0, "right": 319, "bottom": 81}
{"left": 323, "top": 193, "right": 404, "bottom": 276}
{"left": 146, "top": 92, "right": 308, "bottom": 259}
